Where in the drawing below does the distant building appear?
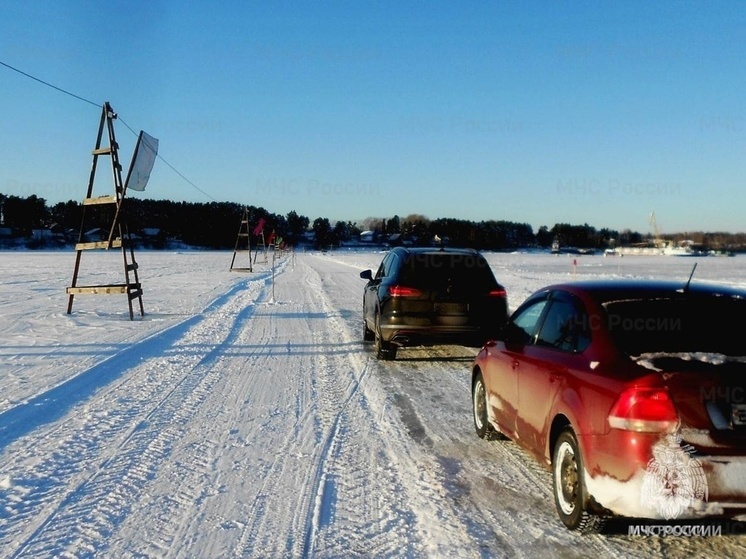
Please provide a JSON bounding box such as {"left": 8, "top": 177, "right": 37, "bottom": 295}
{"left": 141, "top": 228, "right": 161, "bottom": 238}
{"left": 31, "top": 228, "right": 54, "bottom": 240}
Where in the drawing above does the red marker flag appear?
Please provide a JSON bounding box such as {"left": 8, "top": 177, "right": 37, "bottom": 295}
{"left": 253, "top": 218, "right": 266, "bottom": 236}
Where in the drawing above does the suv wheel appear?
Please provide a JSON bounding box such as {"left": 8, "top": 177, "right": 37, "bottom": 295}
{"left": 374, "top": 313, "right": 397, "bottom": 360}
{"left": 363, "top": 317, "right": 374, "bottom": 342}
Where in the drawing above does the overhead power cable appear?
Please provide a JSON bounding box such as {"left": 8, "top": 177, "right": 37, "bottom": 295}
{"left": 118, "top": 116, "right": 217, "bottom": 202}
{"left": 0, "top": 59, "right": 217, "bottom": 202}
{"left": 0, "top": 60, "right": 100, "bottom": 108}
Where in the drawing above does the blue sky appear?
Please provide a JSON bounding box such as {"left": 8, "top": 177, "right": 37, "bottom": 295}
{"left": 1, "top": 2, "right": 744, "bottom": 233}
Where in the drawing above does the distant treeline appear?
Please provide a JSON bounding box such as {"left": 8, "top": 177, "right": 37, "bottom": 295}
{"left": 1, "top": 193, "right": 744, "bottom": 252}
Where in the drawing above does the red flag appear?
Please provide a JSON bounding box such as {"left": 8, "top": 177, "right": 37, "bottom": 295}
{"left": 253, "top": 218, "right": 266, "bottom": 236}
{"left": 267, "top": 230, "right": 276, "bottom": 245}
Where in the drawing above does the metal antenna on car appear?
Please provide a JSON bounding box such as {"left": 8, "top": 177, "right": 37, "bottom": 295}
{"left": 683, "top": 262, "right": 697, "bottom": 292}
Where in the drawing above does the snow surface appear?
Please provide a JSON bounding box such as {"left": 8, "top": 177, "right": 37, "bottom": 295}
{"left": 1, "top": 249, "right": 745, "bottom": 558}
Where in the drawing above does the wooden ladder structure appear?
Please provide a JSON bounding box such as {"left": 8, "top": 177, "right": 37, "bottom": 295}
{"left": 229, "top": 207, "right": 253, "bottom": 272}
{"left": 253, "top": 229, "right": 268, "bottom": 266}
{"left": 66, "top": 102, "right": 144, "bottom": 320}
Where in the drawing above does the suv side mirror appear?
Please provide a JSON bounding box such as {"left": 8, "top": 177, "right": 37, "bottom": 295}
{"left": 360, "top": 269, "right": 373, "bottom": 281}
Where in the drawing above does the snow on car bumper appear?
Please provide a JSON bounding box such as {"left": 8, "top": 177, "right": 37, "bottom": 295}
{"left": 584, "top": 455, "right": 746, "bottom": 520}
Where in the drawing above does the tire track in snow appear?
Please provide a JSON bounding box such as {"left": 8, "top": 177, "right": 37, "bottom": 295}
{"left": 301, "top": 357, "right": 370, "bottom": 559}
{"left": 299, "top": 356, "right": 425, "bottom": 559}
{"left": 1, "top": 274, "right": 269, "bottom": 558}
{"left": 298, "top": 256, "right": 395, "bottom": 558}
{"left": 0, "top": 272, "right": 269, "bottom": 453}
{"left": 223, "top": 254, "right": 419, "bottom": 559}
{"left": 227, "top": 257, "right": 372, "bottom": 558}
{"left": 293, "top": 255, "right": 423, "bottom": 558}
{"left": 10, "top": 356, "right": 217, "bottom": 558}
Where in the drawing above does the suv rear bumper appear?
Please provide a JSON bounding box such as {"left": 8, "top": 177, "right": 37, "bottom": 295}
{"left": 379, "top": 322, "right": 491, "bottom": 347}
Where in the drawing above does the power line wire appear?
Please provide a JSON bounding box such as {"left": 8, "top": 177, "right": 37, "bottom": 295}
{"left": 0, "top": 60, "right": 100, "bottom": 108}
{"left": 119, "top": 116, "right": 217, "bottom": 202}
{"left": 1, "top": 59, "right": 217, "bottom": 202}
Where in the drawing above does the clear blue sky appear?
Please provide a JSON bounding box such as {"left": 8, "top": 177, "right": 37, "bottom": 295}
{"left": 1, "top": 1, "right": 744, "bottom": 234}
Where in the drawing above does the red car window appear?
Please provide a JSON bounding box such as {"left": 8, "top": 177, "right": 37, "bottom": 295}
{"left": 509, "top": 298, "right": 549, "bottom": 345}
{"left": 536, "top": 296, "right": 591, "bottom": 353}
{"left": 604, "top": 295, "right": 746, "bottom": 357}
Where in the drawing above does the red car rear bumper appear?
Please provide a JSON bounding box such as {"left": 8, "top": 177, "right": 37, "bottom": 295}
{"left": 579, "top": 431, "right": 746, "bottom": 520}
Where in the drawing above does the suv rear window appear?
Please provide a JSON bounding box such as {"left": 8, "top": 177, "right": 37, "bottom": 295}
{"left": 604, "top": 295, "right": 746, "bottom": 357}
{"left": 399, "top": 253, "right": 498, "bottom": 294}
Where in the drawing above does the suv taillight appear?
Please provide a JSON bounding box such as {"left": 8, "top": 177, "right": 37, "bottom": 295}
{"left": 488, "top": 288, "right": 507, "bottom": 297}
{"left": 388, "top": 285, "right": 422, "bottom": 297}
{"left": 608, "top": 388, "right": 679, "bottom": 433}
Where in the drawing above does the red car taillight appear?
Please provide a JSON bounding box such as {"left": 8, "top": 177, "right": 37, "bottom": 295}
{"left": 488, "top": 288, "right": 507, "bottom": 298}
{"left": 608, "top": 388, "right": 679, "bottom": 433}
{"left": 388, "top": 285, "right": 422, "bottom": 297}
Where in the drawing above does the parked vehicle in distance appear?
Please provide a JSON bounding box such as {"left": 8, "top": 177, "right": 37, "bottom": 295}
{"left": 471, "top": 278, "right": 746, "bottom": 533}
{"left": 360, "top": 247, "right": 508, "bottom": 360}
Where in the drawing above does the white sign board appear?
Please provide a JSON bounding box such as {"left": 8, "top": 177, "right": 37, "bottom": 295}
{"left": 126, "top": 131, "right": 159, "bottom": 192}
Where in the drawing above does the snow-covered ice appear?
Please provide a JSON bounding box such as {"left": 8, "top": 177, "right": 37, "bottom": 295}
{"left": 1, "top": 249, "right": 745, "bottom": 558}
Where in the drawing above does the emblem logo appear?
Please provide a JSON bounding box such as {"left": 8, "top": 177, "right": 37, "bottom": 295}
{"left": 640, "top": 431, "right": 708, "bottom": 520}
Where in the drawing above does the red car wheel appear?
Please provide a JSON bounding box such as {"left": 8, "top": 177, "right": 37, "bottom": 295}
{"left": 552, "top": 428, "right": 606, "bottom": 533}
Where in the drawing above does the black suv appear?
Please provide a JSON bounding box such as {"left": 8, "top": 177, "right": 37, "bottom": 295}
{"left": 360, "top": 247, "right": 508, "bottom": 360}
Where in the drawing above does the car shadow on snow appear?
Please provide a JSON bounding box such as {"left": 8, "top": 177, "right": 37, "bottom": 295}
{"left": 390, "top": 354, "right": 475, "bottom": 363}
{"left": 365, "top": 344, "right": 478, "bottom": 363}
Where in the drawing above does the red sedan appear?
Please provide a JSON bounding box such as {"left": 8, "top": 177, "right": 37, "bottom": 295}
{"left": 471, "top": 279, "right": 746, "bottom": 533}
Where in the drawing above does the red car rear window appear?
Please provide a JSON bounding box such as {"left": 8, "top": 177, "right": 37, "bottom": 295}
{"left": 603, "top": 296, "right": 746, "bottom": 358}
